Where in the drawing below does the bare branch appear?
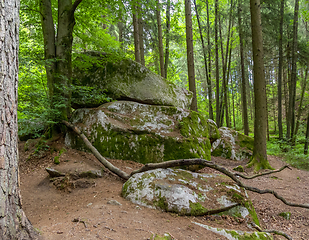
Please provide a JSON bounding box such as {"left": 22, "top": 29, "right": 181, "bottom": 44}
{"left": 235, "top": 165, "right": 291, "bottom": 179}
{"left": 62, "top": 120, "right": 130, "bottom": 180}
{"left": 72, "top": 0, "right": 82, "bottom": 13}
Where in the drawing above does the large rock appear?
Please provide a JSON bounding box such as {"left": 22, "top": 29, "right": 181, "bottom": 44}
{"left": 65, "top": 101, "right": 211, "bottom": 164}
{"left": 122, "top": 168, "right": 260, "bottom": 225}
{"left": 72, "top": 52, "right": 192, "bottom": 109}
{"left": 211, "top": 127, "right": 254, "bottom": 161}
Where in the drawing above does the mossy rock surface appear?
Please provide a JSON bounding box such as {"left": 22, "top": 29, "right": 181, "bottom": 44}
{"left": 192, "top": 222, "right": 273, "bottom": 240}
{"left": 65, "top": 101, "right": 211, "bottom": 164}
{"left": 211, "top": 127, "right": 254, "bottom": 161}
{"left": 122, "top": 168, "right": 259, "bottom": 223}
{"left": 72, "top": 52, "right": 192, "bottom": 109}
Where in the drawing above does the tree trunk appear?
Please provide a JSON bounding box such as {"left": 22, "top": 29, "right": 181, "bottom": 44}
{"left": 248, "top": 0, "right": 272, "bottom": 170}
{"left": 215, "top": 0, "right": 220, "bottom": 125}
{"left": 157, "top": 0, "right": 165, "bottom": 77}
{"left": 138, "top": 15, "right": 145, "bottom": 66}
{"left": 193, "top": 0, "right": 212, "bottom": 117}
{"left": 118, "top": 21, "right": 124, "bottom": 47}
{"left": 40, "top": 0, "right": 82, "bottom": 134}
{"left": 278, "top": 0, "right": 284, "bottom": 140}
{"left": 305, "top": 112, "right": 309, "bottom": 154}
{"left": 132, "top": 3, "right": 140, "bottom": 63}
{"left": 0, "top": 1, "right": 38, "bottom": 238}
{"left": 289, "top": 0, "right": 299, "bottom": 142}
{"left": 238, "top": 1, "right": 249, "bottom": 136}
{"left": 164, "top": 0, "right": 171, "bottom": 79}
{"left": 294, "top": 68, "right": 308, "bottom": 137}
{"left": 185, "top": 0, "right": 198, "bottom": 112}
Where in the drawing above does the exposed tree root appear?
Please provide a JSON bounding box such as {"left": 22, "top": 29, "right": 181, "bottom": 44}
{"left": 63, "top": 120, "right": 309, "bottom": 210}
{"left": 251, "top": 222, "right": 293, "bottom": 240}
{"left": 235, "top": 165, "right": 291, "bottom": 179}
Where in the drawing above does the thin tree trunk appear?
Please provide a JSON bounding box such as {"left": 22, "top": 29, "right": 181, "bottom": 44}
{"left": 185, "top": 0, "right": 198, "bottom": 112}
{"left": 215, "top": 0, "right": 220, "bottom": 125}
{"left": 226, "top": 30, "right": 233, "bottom": 128}
{"left": 193, "top": 0, "right": 213, "bottom": 117}
{"left": 278, "top": 0, "right": 284, "bottom": 139}
{"left": 206, "top": 0, "right": 214, "bottom": 120}
{"left": 294, "top": 68, "right": 308, "bottom": 137}
{"left": 305, "top": 112, "right": 309, "bottom": 154}
{"left": 248, "top": 0, "right": 271, "bottom": 169}
{"left": 118, "top": 21, "right": 124, "bottom": 48}
{"left": 138, "top": 14, "right": 145, "bottom": 66}
{"left": 288, "top": 0, "right": 299, "bottom": 141}
{"left": 0, "top": 1, "right": 38, "bottom": 238}
{"left": 157, "top": 0, "right": 165, "bottom": 77}
{"left": 224, "top": 0, "right": 234, "bottom": 128}
{"left": 218, "top": 12, "right": 225, "bottom": 126}
{"left": 164, "top": 0, "right": 171, "bottom": 79}
{"left": 238, "top": 1, "right": 249, "bottom": 135}
{"left": 132, "top": 3, "right": 140, "bottom": 63}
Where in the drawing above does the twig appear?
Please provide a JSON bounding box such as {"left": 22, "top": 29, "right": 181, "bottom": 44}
{"left": 251, "top": 222, "right": 293, "bottom": 240}
{"left": 235, "top": 165, "right": 291, "bottom": 179}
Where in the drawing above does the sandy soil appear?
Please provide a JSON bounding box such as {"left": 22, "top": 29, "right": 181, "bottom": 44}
{"left": 19, "top": 138, "right": 309, "bottom": 240}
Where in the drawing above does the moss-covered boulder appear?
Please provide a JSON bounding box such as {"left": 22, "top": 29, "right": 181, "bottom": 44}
{"left": 65, "top": 101, "right": 211, "bottom": 164}
{"left": 211, "top": 127, "right": 254, "bottom": 160}
{"left": 122, "top": 168, "right": 259, "bottom": 224}
{"left": 72, "top": 52, "right": 192, "bottom": 109}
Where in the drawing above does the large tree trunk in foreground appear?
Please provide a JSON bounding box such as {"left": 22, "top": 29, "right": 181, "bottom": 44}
{"left": 0, "top": 1, "right": 38, "bottom": 238}
{"left": 185, "top": 0, "right": 198, "bottom": 112}
{"left": 248, "top": 0, "right": 272, "bottom": 170}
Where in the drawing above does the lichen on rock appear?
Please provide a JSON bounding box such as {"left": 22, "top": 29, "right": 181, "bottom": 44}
{"left": 211, "top": 127, "right": 254, "bottom": 161}
{"left": 122, "top": 168, "right": 259, "bottom": 223}
{"left": 65, "top": 101, "right": 211, "bottom": 164}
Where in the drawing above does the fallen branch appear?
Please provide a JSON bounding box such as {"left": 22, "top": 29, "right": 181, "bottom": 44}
{"left": 62, "top": 120, "right": 130, "bottom": 180}
{"left": 251, "top": 222, "right": 292, "bottom": 240}
{"left": 63, "top": 120, "right": 309, "bottom": 210}
{"left": 235, "top": 165, "right": 291, "bottom": 179}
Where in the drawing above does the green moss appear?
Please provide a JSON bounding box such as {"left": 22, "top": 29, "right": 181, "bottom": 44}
{"left": 189, "top": 202, "right": 208, "bottom": 216}
{"left": 226, "top": 230, "right": 273, "bottom": 240}
{"left": 238, "top": 134, "right": 254, "bottom": 151}
{"left": 154, "top": 195, "right": 168, "bottom": 211}
{"left": 152, "top": 233, "right": 173, "bottom": 240}
{"left": 233, "top": 165, "right": 244, "bottom": 172}
{"left": 54, "top": 156, "right": 60, "bottom": 164}
{"left": 247, "top": 154, "right": 274, "bottom": 171}
{"left": 279, "top": 212, "right": 291, "bottom": 220}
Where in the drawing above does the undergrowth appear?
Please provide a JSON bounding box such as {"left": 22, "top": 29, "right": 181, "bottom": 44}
{"left": 267, "top": 136, "right": 309, "bottom": 171}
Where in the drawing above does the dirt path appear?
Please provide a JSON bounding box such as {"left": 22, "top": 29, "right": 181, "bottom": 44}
{"left": 19, "top": 140, "right": 309, "bottom": 239}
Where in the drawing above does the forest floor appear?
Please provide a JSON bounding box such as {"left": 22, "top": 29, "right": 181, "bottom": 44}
{"left": 19, "top": 137, "right": 309, "bottom": 240}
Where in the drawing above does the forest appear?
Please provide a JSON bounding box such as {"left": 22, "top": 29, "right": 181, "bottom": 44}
{"left": 1, "top": 0, "right": 309, "bottom": 239}
{"left": 18, "top": 0, "right": 309, "bottom": 170}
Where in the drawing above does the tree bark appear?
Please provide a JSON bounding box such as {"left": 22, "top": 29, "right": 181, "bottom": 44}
{"left": 138, "top": 3, "right": 145, "bottom": 66}
{"left": 287, "top": 0, "right": 299, "bottom": 141}
{"left": 305, "top": 112, "right": 309, "bottom": 155}
{"left": 278, "top": 0, "right": 284, "bottom": 140}
{"left": 132, "top": 2, "right": 140, "bottom": 63}
{"left": 206, "top": 0, "right": 214, "bottom": 120}
{"left": 215, "top": 0, "right": 220, "bottom": 125}
{"left": 185, "top": 0, "right": 198, "bottom": 112}
{"left": 238, "top": 1, "right": 249, "bottom": 136}
{"left": 193, "top": 0, "right": 212, "bottom": 117}
{"left": 248, "top": 0, "right": 272, "bottom": 170}
{"left": 164, "top": 0, "right": 171, "bottom": 79}
{"left": 157, "top": 0, "right": 165, "bottom": 77}
{"left": 0, "top": 1, "right": 39, "bottom": 238}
